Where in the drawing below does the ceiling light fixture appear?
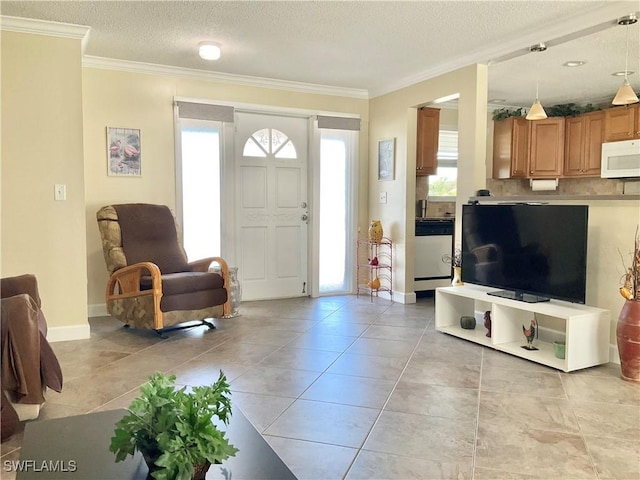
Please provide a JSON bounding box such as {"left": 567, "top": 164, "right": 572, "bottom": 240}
{"left": 612, "top": 70, "right": 635, "bottom": 76}
{"left": 563, "top": 61, "right": 586, "bottom": 67}
{"left": 612, "top": 14, "right": 639, "bottom": 105}
{"left": 526, "top": 43, "right": 548, "bottom": 121}
{"left": 432, "top": 93, "right": 460, "bottom": 104}
{"left": 198, "top": 41, "right": 221, "bottom": 61}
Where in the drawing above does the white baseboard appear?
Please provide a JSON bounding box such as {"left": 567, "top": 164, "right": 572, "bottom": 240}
{"left": 392, "top": 291, "right": 416, "bottom": 304}
{"left": 47, "top": 324, "right": 90, "bottom": 343}
{"left": 88, "top": 303, "right": 108, "bottom": 317}
{"left": 610, "top": 344, "right": 620, "bottom": 365}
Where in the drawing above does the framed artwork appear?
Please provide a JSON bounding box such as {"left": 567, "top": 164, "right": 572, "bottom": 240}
{"left": 378, "top": 138, "right": 395, "bottom": 181}
{"left": 107, "top": 127, "right": 141, "bottom": 176}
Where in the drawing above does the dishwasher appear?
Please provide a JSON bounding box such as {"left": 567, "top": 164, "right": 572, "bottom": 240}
{"left": 414, "top": 218, "right": 454, "bottom": 292}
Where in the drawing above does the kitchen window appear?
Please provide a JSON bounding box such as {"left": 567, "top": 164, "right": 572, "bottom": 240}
{"left": 428, "top": 128, "right": 458, "bottom": 197}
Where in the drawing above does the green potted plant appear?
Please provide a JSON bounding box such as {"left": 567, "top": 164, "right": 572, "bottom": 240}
{"left": 109, "top": 371, "right": 238, "bottom": 480}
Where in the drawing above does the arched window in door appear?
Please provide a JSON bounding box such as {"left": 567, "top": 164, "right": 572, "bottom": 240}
{"left": 242, "top": 128, "right": 297, "bottom": 159}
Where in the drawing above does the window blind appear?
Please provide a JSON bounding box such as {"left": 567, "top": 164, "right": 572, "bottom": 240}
{"left": 437, "top": 129, "right": 458, "bottom": 166}
{"left": 317, "top": 115, "right": 361, "bottom": 131}
{"left": 176, "top": 101, "right": 234, "bottom": 122}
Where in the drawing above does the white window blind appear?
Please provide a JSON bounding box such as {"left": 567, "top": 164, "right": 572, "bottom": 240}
{"left": 437, "top": 129, "right": 458, "bottom": 167}
{"left": 176, "top": 101, "right": 234, "bottom": 122}
{"left": 317, "top": 115, "right": 361, "bottom": 131}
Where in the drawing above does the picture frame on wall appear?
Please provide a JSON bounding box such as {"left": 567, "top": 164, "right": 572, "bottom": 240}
{"left": 378, "top": 138, "right": 395, "bottom": 181}
{"left": 107, "top": 127, "right": 141, "bottom": 176}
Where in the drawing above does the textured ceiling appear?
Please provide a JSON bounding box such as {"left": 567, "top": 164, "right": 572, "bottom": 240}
{"left": 1, "top": 0, "right": 639, "bottom": 106}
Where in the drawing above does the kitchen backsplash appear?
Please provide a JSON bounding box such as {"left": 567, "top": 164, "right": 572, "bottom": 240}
{"left": 416, "top": 176, "right": 629, "bottom": 219}
{"left": 486, "top": 177, "right": 626, "bottom": 196}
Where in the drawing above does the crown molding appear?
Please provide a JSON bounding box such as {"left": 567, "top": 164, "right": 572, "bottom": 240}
{"left": 83, "top": 56, "right": 370, "bottom": 100}
{"left": 370, "top": 1, "right": 640, "bottom": 98}
{"left": 0, "top": 15, "right": 90, "bottom": 52}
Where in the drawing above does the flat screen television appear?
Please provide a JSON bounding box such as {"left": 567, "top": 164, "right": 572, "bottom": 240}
{"left": 461, "top": 203, "right": 588, "bottom": 304}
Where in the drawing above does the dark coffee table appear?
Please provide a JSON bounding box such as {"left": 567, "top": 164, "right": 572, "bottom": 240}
{"left": 16, "top": 408, "right": 296, "bottom": 479}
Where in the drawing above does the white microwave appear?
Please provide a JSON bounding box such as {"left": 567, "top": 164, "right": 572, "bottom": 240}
{"left": 601, "top": 139, "right": 640, "bottom": 178}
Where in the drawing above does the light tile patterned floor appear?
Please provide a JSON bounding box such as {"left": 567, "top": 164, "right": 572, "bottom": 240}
{"left": 2, "top": 295, "right": 639, "bottom": 479}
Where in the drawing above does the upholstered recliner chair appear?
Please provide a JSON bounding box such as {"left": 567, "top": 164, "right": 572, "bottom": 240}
{"left": 1, "top": 274, "right": 63, "bottom": 441}
{"left": 96, "top": 204, "right": 230, "bottom": 335}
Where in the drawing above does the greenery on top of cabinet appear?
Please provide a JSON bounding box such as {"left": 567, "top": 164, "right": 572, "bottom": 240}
{"left": 492, "top": 108, "right": 525, "bottom": 121}
{"left": 546, "top": 103, "right": 598, "bottom": 117}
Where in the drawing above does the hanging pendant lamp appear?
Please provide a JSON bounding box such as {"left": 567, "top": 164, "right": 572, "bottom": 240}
{"left": 612, "top": 14, "right": 639, "bottom": 105}
{"left": 526, "top": 43, "right": 548, "bottom": 120}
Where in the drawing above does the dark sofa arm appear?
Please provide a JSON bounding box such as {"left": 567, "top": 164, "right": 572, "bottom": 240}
{"left": 1, "top": 274, "right": 41, "bottom": 307}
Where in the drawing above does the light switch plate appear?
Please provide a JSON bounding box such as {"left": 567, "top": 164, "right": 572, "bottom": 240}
{"left": 379, "top": 192, "right": 387, "bottom": 204}
{"left": 54, "top": 184, "right": 66, "bottom": 201}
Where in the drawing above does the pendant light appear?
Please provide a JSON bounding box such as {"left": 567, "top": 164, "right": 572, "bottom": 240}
{"left": 612, "top": 14, "right": 639, "bottom": 105}
{"left": 526, "top": 43, "right": 548, "bottom": 120}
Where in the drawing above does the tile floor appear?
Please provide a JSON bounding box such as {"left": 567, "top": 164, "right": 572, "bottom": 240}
{"left": 2, "top": 295, "right": 639, "bottom": 479}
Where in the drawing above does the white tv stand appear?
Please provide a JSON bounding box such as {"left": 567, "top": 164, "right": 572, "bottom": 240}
{"left": 435, "top": 284, "right": 610, "bottom": 372}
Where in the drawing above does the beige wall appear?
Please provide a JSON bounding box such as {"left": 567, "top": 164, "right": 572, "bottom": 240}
{"left": 1, "top": 31, "right": 89, "bottom": 337}
{"left": 368, "top": 64, "right": 488, "bottom": 300}
{"left": 83, "top": 67, "right": 369, "bottom": 307}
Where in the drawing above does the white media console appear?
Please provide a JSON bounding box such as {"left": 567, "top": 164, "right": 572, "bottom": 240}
{"left": 435, "top": 284, "right": 610, "bottom": 372}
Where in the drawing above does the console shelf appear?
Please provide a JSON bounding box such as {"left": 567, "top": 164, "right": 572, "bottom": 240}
{"left": 435, "top": 284, "right": 610, "bottom": 372}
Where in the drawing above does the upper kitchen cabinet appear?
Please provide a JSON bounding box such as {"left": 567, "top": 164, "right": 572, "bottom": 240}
{"left": 528, "top": 117, "right": 565, "bottom": 177}
{"left": 492, "top": 116, "right": 529, "bottom": 179}
{"left": 564, "top": 111, "right": 605, "bottom": 177}
{"left": 416, "top": 107, "right": 439, "bottom": 176}
{"left": 604, "top": 104, "right": 640, "bottom": 142}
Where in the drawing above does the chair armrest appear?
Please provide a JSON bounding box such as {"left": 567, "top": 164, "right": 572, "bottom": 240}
{"left": 0, "top": 274, "right": 40, "bottom": 307}
{"left": 188, "top": 257, "right": 231, "bottom": 317}
{"left": 106, "top": 262, "right": 162, "bottom": 299}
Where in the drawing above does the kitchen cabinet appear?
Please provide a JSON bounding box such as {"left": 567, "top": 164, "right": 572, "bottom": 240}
{"left": 416, "top": 107, "right": 439, "bottom": 176}
{"left": 564, "top": 111, "right": 605, "bottom": 177}
{"left": 604, "top": 104, "right": 640, "bottom": 142}
{"left": 492, "top": 116, "right": 529, "bottom": 179}
{"left": 528, "top": 117, "right": 565, "bottom": 177}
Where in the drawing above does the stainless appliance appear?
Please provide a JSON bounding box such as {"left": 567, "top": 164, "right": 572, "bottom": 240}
{"left": 416, "top": 199, "right": 428, "bottom": 218}
{"left": 601, "top": 139, "right": 640, "bottom": 178}
{"left": 414, "top": 218, "right": 454, "bottom": 292}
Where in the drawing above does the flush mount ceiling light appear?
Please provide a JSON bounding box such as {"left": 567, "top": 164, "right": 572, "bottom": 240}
{"left": 612, "top": 14, "right": 639, "bottom": 105}
{"left": 198, "top": 41, "right": 221, "bottom": 61}
{"left": 612, "top": 70, "right": 635, "bottom": 76}
{"left": 563, "top": 60, "right": 586, "bottom": 67}
{"left": 526, "top": 43, "right": 548, "bottom": 121}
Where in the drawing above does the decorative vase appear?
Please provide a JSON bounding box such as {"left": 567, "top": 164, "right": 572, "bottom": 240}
{"left": 367, "top": 276, "right": 381, "bottom": 290}
{"left": 460, "top": 315, "right": 476, "bottom": 330}
{"left": 553, "top": 340, "right": 566, "bottom": 359}
{"left": 617, "top": 299, "right": 640, "bottom": 382}
{"left": 222, "top": 266, "right": 242, "bottom": 318}
{"left": 484, "top": 311, "right": 492, "bottom": 337}
{"left": 451, "top": 266, "right": 463, "bottom": 286}
{"left": 368, "top": 220, "right": 383, "bottom": 243}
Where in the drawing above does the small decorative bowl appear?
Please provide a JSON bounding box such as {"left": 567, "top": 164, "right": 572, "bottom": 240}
{"left": 553, "top": 340, "right": 566, "bottom": 359}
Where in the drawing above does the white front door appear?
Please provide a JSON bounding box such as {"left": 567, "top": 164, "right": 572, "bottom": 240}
{"left": 234, "top": 112, "right": 309, "bottom": 300}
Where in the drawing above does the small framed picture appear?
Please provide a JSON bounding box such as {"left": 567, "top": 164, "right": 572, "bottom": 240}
{"left": 378, "top": 138, "right": 395, "bottom": 181}
{"left": 107, "top": 127, "right": 141, "bottom": 176}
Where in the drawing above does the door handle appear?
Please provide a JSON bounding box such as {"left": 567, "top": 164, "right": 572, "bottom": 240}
{"left": 301, "top": 214, "right": 309, "bottom": 222}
